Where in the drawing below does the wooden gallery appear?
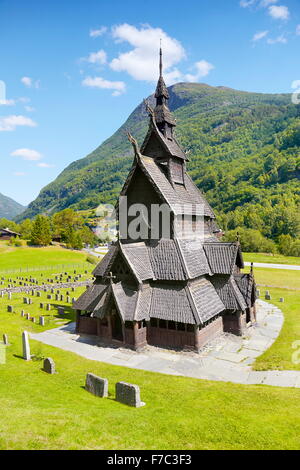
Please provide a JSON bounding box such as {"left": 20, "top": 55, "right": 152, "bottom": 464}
{"left": 74, "top": 50, "right": 257, "bottom": 352}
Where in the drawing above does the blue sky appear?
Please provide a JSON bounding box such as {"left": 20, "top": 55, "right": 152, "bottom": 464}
{"left": 1, "top": 0, "right": 300, "bottom": 206}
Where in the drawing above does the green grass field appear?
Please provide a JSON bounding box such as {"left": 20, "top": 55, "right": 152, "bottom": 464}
{"left": 243, "top": 252, "right": 300, "bottom": 266}
{"left": 0, "top": 245, "right": 300, "bottom": 449}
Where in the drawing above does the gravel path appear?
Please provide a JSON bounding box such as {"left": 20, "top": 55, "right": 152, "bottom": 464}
{"left": 244, "top": 261, "right": 300, "bottom": 271}
{"left": 30, "top": 300, "right": 300, "bottom": 388}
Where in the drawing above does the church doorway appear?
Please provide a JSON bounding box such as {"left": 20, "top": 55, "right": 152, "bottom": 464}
{"left": 111, "top": 308, "right": 124, "bottom": 342}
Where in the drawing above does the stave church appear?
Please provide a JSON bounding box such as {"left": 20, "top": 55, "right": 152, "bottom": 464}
{"left": 73, "top": 49, "right": 257, "bottom": 352}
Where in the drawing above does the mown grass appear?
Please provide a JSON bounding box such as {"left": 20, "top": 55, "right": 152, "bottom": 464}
{"left": 0, "top": 243, "right": 91, "bottom": 273}
{"left": 0, "top": 315, "right": 300, "bottom": 450}
{"left": 243, "top": 252, "right": 300, "bottom": 266}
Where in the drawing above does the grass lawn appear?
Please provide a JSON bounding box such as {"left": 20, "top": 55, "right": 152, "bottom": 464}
{"left": 0, "top": 243, "right": 91, "bottom": 274}
{"left": 243, "top": 252, "right": 300, "bottom": 266}
{"left": 1, "top": 313, "right": 300, "bottom": 450}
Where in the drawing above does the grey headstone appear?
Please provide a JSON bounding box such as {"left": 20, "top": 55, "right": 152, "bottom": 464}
{"left": 36, "top": 291, "right": 41, "bottom": 297}
{"left": 8, "top": 292, "right": 12, "bottom": 300}
{"left": 115, "top": 381, "right": 145, "bottom": 407}
{"left": 280, "top": 298, "right": 284, "bottom": 303}
{"left": 43, "top": 357, "right": 55, "bottom": 374}
{"left": 22, "top": 331, "right": 31, "bottom": 361}
{"left": 46, "top": 304, "right": 51, "bottom": 311}
{"left": 39, "top": 316, "right": 45, "bottom": 326}
{"left": 7, "top": 305, "right": 13, "bottom": 313}
{"left": 3, "top": 334, "right": 8, "bottom": 345}
{"left": 85, "top": 373, "right": 108, "bottom": 398}
{"left": 265, "top": 294, "right": 271, "bottom": 300}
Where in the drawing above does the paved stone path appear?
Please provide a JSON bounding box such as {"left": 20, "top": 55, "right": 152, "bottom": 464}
{"left": 30, "top": 300, "right": 300, "bottom": 388}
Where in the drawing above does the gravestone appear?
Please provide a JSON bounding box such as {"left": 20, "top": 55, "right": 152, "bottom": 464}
{"left": 46, "top": 304, "right": 51, "bottom": 311}
{"left": 22, "top": 331, "right": 31, "bottom": 361}
{"left": 3, "top": 334, "right": 8, "bottom": 345}
{"left": 256, "top": 289, "right": 260, "bottom": 298}
{"left": 47, "top": 294, "right": 52, "bottom": 300}
{"left": 39, "top": 303, "right": 44, "bottom": 309}
{"left": 115, "top": 381, "right": 145, "bottom": 408}
{"left": 36, "top": 291, "right": 41, "bottom": 297}
{"left": 7, "top": 305, "right": 13, "bottom": 313}
{"left": 57, "top": 307, "right": 64, "bottom": 315}
{"left": 8, "top": 292, "right": 12, "bottom": 300}
{"left": 21, "top": 310, "right": 25, "bottom": 317}
{"left": 85, "top": 373, "right": 108, "bottom": 398}
{"left": 265, "top": 294, "right": 271, "bottom": 300}
{"left": 280, "top": 298, "right": 284, "bottom": 303}
{"left": 43, "top": 357, "right": 55, "bottom": 374}
{"left": 39, "top": 316, "right": 45, "bottom": 326}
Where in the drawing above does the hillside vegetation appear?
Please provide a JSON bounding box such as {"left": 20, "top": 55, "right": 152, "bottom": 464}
{"left": 0, "top": 193, "right": 25, "bottom": 220}
{"left": 18, "top": 83, "right": 300, "bottom": 245}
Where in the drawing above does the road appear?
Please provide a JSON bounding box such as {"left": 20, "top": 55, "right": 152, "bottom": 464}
{"left": 244, "top": 262, "right": 300, "bottom": 271}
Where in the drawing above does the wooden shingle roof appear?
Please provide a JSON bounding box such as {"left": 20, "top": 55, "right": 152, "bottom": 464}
{"left": 203, "top": 242, "right": 244, "bottom": 275}
{"left": 210, "top": 275, "right": 247, "bottom": 311}
{"left": 188, "top": 277, "right": 225, "bottom": 323}
{"left": 73, "top": 283, "right": 107, "bottom": 311}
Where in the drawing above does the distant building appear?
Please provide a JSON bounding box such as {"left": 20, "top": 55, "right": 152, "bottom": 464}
{"left": 74, "top": 50, "right": 257, "bottom": 352}
{"left": 0, "top": 227, "right": 20, "bottom": 240}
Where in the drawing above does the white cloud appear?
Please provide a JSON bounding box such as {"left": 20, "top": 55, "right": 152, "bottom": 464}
{"left": 21, "top": 77, "right": 40, "bottom": 88}
{"left": 24, "top": 105, "right": 35, "bottom": 112}
{"left": 13, "top": 172, "right": 26, "bottom": 176}
{"left": 296, "top": 25, "right": 300, "bottom": 35}
{"left": 240, "top": 0, "right": 278, "bottom": 7}
{"left": 37, "top": 162, "right": 54, "bottom": 168}
{"left": 267, "top": 34, "right": 287, "bottom": 44}
{"left": 260, "top": 0, "right": 278, "bottom": 7}
{"left": 21, "top": 77, "right": 32, "bottom": 87}
{"left": 252, "top": 30, "right": 269, "bottom": 41}
{"left": 0, "top": 99, "right": 16, "bottom": 106}
{"left": 81, "top": 49, "right": 107, "bottom": 65}
{"left": 0, "top": 115, "right": 37, "bottom": 131}
{"left": 110, "top": 23, "right": 185, "bottom": 83}
{"left": 11, "top": 148, "right": 42, "bottom": 161}
{"left": 268, "top": 5, "right": 289, "bottom": 20}
{"left": 82, "top": 76, "right": 126, "bottom": 95}
{"left": 90, "top": 27, "right": 107, "bottom": 38}
{"left": 185, "top": 60, "right": 215, "bottom": 82}
{"left": 240, "top": 0, "right": 256, "bottom": 7}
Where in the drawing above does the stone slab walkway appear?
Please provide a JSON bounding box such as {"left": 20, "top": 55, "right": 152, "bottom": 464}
{"left": 30, "top": 300, "right": 300, "bottom": 388}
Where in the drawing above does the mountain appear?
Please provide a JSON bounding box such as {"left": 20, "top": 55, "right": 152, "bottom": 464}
{"left": 0, "top": 192, "right": 25, "bottom": 219}
{"left": 18, "top": 82, "right": 300, "bottom": 241}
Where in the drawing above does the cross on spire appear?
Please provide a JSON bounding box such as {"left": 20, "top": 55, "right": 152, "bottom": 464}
{"left": 105, "top": 271, "right": 116, "bottom": 283}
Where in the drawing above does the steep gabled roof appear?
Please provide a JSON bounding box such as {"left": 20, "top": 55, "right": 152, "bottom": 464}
{"left": 92, "top": 245, "right": 118, "bottom": 277}
{"left": 140, "top": 115, "right": 186, "bottom": 160}
{"left": 187, "top": 277, "right": 225, "bottom": 323}
{"left": 210, "top": 275, "right": 247, "bottom": 311}
{"left": 73, "top": 283, "right": 107, "bottom": 311}
{"left": 111, "top": 281, "right": 139, "bottom": 321}
{"left": 148, "top": 239, "right": 186, "bottom": 280}
{"left": 176, "top": 239, "right": 211, "bottom": 278}
{"left": 121, "top": 243, "right": 154, "bottom": 281}
{"left": 150, "top": 283, "right": 196, "bottom": 324}
{"left": 234, "top": 273, "right": 256, "bottom": 307}
{"left": 203, "top": 242, "right": 244, "bottom": 275}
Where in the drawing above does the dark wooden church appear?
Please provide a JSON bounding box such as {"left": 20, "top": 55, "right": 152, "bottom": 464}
{"left": 74, "top": 50, "right": 257, "bottom": 352}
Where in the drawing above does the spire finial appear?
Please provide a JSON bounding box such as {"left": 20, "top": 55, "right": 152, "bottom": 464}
{"left": 159, "top": 41, "right": 162, "bottom": 77}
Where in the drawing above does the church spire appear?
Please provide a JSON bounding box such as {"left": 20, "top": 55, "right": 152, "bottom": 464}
{"left": 154, "top": 47, "right": 175, "bottom": 131}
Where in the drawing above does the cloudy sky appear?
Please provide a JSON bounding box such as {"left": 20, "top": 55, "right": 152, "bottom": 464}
{"left": 1, "top": 0, "right": 300, "bottom": 206}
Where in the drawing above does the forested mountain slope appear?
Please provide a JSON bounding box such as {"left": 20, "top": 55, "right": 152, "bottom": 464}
{"left": 18, "top": 83, "right": 300, "bottom": 241}
{"left": 0, "top": 192, "right": 25, "bottom": 219}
